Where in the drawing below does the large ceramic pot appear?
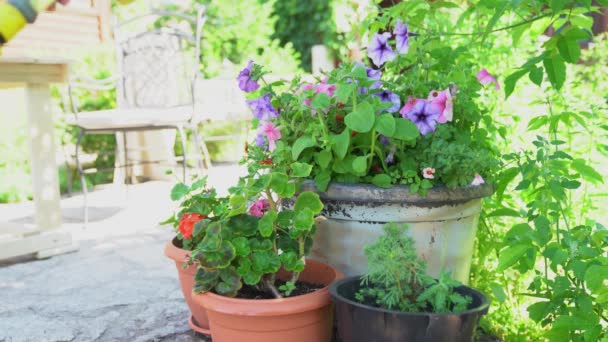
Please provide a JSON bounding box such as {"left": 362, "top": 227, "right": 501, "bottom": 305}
{"left": 164, "top": 237, "right": 210, "bottom": 335}
{"left": 192, "top": 259, "right": 343, "bottom": 342}
{"left": 330, "top": 275, "right": 490, "bottom": 342}
{"left": 301, "top": 181, "right": 493, "bottom": 283}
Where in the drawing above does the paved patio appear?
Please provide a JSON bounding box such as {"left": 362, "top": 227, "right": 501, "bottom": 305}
{"left": 0, "top": 164, "right": 245, "bottom": 342}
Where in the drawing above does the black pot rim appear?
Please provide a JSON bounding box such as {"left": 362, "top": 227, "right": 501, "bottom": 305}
{"left": 329, "top": 275, "right": 490, "bottom": 317}
{"left": 301, "top": 180, "right": 494, "bottom": 205}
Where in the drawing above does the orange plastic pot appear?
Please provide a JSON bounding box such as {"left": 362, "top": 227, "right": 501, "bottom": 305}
{"left": 193, "top": 259, "right": 343, "bottom": 342}
{"left": 164, "top": 237, "right": 210, "bottom": 335}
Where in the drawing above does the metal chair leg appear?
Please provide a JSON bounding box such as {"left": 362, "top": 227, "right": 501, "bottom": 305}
{"left": 75, "top": 130, "right": 88, "bottom": 226}
{"left": 190, "top": 124, "right": 208, "bottom": 175}
{"left": 177, "top": 126, "right": 188, "bottom": 182}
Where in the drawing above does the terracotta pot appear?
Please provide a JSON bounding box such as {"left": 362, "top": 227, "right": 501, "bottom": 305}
{"left": 164, "top": 237, "right": 210, "bottom": 335}
{"left": 193, "top": 259, "right": 343, "bottom": 342}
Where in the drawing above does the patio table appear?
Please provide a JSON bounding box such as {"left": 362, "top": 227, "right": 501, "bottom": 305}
{"left": 0, "top": 57, "right": 77, "bottom": 260}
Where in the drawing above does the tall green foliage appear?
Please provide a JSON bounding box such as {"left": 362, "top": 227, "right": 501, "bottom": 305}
{"left": 266, "top": 0, "right": 337, "bottom": 71}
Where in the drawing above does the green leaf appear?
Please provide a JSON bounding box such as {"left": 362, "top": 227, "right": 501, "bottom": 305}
{"left": 345, "top": 102, "right": 375, "bottom": 133}
{"left": 252, "top": 251, "right": 281, "bottom": 274}
{"left": 193, "top": 268, "right": 219, "bottom": 293}
{"left": 190, "top": 176, "right": 207, "bottom": 191}
{"left": 330, "top": 130, "right": 350, "bottom": 160}
{"left": 170, "top": 183, "right": 189, "bottom": 201}
{"left": 195, "top": 241, "right": 236, "bottom": 269}
{"left": 557, "top": 35, "right": 581, "bottom": 63}
{"left": 527, "top": 301, "right": 550, "bottom": 322}
{"left": 371, "top": 174, "right": 392, "bottom": 188}
{"left": 498, "top": 244, "right": 531, "bottom": 271}
{"left": 392, "top": 118, "right": 420, "bottom": 141}
{"left": 226, "top": 214, "right": 258, "bottom": 236}
{"left": 315, "top": 150, "right": 332, "bottom": 169}
{"left": 291, "top": 162, "right": 313, "bottom": 178}
{"left": 572, "top": 159, "right": 603, "bottom": 184}
{"left": 352, "top": 156, "right": 367, "bottom": 174}
{"left": 375, "top": 114, "right": 396, "bottom": 137}
{"left": 292, "top": 135, "right": 315, "bottom": 160}
{"left": 232, "top": 237, "right": 251, "bottom": 257}
{"left": 486, "top": 208, "right": 521, "bottom": 217}
{"left": 294, "top": 191, "right": 323, "bottom": 214}
{"left": 293, "top": 207, "right": 315, "bottom": 231}
{"left": 543, "top": 54, "right": 566, "bottom": 90}
{"left": 335, "top": 82, "right": 356, "bottom": 103}
{"left": 504, "top": 68, "right": 528, "bottom": 98}
{"left": 258, "top": 211, "right": 277, "bottom": 237}
{"left": 216, "top": 267, "right": 242, "bottom": 297}
{"left": 528, "top": 66, "right": 543, "bottom": 86}
{"left": 270, "top": 172, "right": 295, "bottom": 197}
{"left": 311, "top": 92, "right": 330, "bottom": 110}
{"left": 490, "top": 283, "right": 507, "bottom": 303}
{"left": 552, "top": 313, "right": 599, "bottom": 331}
{"left": 280, "top": 251, "right": 305, "bottom": 272}
{"left": 314, "top": 170, "right": 331, "bottom": 192}
{"left": 585, "top": 265, "right": 608, "bottom": 292}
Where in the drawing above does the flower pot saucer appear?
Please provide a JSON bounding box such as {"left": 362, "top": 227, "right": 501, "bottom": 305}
{"left": 189, "top": 315, "right": 211, "bottom": 336}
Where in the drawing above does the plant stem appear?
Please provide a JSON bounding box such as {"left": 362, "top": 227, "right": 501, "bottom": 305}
{"left": 416, "top": 14, "right": 550, "bottom": 37}
{"left": 289, "top": 237, "right": 306, "bottom": 284}
{"left": 265, "top": 279, "right": 283, "bottom": 299}
{"left": 368, "top": 130, "right": 377, "bottom": 172}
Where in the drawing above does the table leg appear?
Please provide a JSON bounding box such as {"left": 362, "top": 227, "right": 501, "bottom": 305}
{"left": 24, "top": 83, "right": 62, "bottom": 230}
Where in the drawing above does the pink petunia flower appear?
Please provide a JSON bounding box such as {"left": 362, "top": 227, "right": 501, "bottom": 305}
{"left": 259, "top": 121, "right": 282, "bottom": 151}
{"left": 428, "top": 89, "right": 453, "bottom": 123}
{"left": 399, "top": 97, "right": 423, "bottom": 118}
{"left": 248, "top": 198, "right": 270, "bottom": 218}
{"left": 471, "top": 173, "right": 485, "bottom": 186}
{"left": 302, "top": 78, "right": 336, "bottom": 113}
{"left": 422, "top": 167, "right": 435, "bottom": 179}
{"left": 476, "top": 69, "right": 500, "bottom": 90}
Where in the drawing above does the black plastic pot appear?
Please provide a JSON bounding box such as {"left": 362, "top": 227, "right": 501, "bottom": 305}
{"left": 329, "top": 276, "right": 490, "bottom": 342}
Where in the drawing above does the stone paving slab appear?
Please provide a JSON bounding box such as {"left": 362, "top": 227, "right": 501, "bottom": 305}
{"left": 0, "top": 229, "right": 210, "bottom": 342}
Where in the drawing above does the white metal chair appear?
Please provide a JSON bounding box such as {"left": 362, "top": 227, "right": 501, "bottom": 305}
{"left": 65, "top": 7, "right": 210, "bottom": 223}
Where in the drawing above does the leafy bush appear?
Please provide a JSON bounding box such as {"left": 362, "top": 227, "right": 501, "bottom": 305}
{"left": 356, "top": 223, "right": 472, "bottom": 313}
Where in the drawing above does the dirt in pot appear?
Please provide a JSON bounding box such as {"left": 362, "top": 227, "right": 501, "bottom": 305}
{"left": 236, "top": 280, "right": 324, "bottom": 299}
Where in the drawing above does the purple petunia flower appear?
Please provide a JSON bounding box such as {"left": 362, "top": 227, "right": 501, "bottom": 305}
{"left": 353, "top": 63, "right": 383, "bottom": 94}
{"left": 394, "top": 20, "right": 410, "bottom": 55}
{"left": 402, "top": 99, "right": 441, "bottom": 135}
{"left": 367, "top": 32, "right": 397, "bottom": 67}
{"left": 255, "top": 133, "right": 267, "bottom": 149}
{"left": 375, "top": 90, "right": 401, "bottom": 113}
{"left": 237, "top": 60, "right": 260, "bottom": 93}
{"left": 246, "top": 94, "right": 278, "bottom": 120}
{"left": 378, "top": 135, "right": 390, "bottom": 146}
{"left": 385, "top": 145, "right": 396, "bottom": 164}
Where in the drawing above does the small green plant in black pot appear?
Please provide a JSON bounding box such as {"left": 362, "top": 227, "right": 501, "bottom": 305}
{"left": 329, "top": 223, "right": 489, "bottom": 342}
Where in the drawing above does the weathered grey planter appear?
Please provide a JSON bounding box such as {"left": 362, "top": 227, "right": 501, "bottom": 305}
{"left": 301, "top": 181, "right": 493, "bottom": 283}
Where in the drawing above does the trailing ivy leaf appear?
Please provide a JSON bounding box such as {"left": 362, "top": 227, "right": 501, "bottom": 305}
{"left": 314, "top": 169, "right": 331, "bottom": 192}
{"left": 311, "top": 92, "right": 330, "bottom": 110}
{"left": 258, "top": 211, "right": 277, "bottom": 237}
{"left": 330, "top": 130, "right": 350, "bottom": 159}
{"left": 375, "top": 114, "right": 396, "bottom": 137}
{"left": 315, "top": 150, "right": 332, "bottom": 169}
{"left": 292, "top": 135, "right": 315, "bottom": 160}
{"left": 195, "top": 241, "right": 236, "bottom": 269}
{"left": 294, "top": 191, "right": 323, "bottom": 214}
{"left": 335, "top": 82, "right": 356, "bottom": 103}
{"left": 193, "top": 268, "right": 219, "bottom": 293}
{"left": 345, "top": 102, "right": 375, "bottom": 133}
{"left": 371, "top": 174, "right": 392, "bottom": 188}
{"left": 543, "top": 54, "right": 566, "bottom": 90}
{"left": 572, "top": 159, "right": 603, "bottom": 184}
{"left": 352, "top": 156, "right": 368, "bottom": 174}
{"left": 497, "top": 244, "right": 531, "bottom": 271}
{"left": 557, "top": 34, "right": 581, "bottom": 63}
{"left": 392, "top": 118, "right": 420, "bottom": 141}
{"left": 291, "top": 162, "right": 313, "bottom": 178}
{"left": 170, "top": 183, "right": 189, "bottom": 201}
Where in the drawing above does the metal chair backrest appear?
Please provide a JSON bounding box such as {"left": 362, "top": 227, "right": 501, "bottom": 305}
{"left": 113, "top": 8, "right": 205, "bottom": 112}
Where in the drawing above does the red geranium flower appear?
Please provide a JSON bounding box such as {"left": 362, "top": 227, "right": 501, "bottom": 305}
{"left": 178, "top": 213, "right": 205, "bottom": 239}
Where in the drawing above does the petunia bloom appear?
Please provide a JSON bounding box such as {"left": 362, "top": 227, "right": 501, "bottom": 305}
{"left": 476, "top": 68, "right": 500, "bottom": 90}
{"left": 375, "top": 90, "right": 401, "bottom": 113}
{"left": 246, "top": 94, "right": 279, "bottom": 120}
{"left": 400, "top": 99, "right": 441, "bottom": 135}
{"left": 394, "top": 20, "right": 410, "bottom": 54}
{"left": 302, "top": 78, "right": 336, "bottom": 113}
{"left": 367, "top": 32, "right": 397, "bottom": 67}
{"left": 237, "top": 60, "right": 260, "bottom": 93}
{"left": 427, "top": 89, "right": 453, "bottom": 123}
{"left": 259, "top": 121, "right": 281, "bottom": 151}
{"left": 248, "top": 199, "right": 269, "bottom": 218}
{"left": 178, "top": 213, "right": 205, "bottom": 239}
{"left": 471, "top": 173, "right": 485, "bottom": 186}
{"left": 385, "top": 145, "right": 397, "bottom": 164}
{"left": 254, "top": 133, "right": 267, "bottom": 149}
{"left": 378, "top": 135, "right": 391, "bottom": 146}
{"left": 422, "top": 167, "right": 435, "bottom": 179}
